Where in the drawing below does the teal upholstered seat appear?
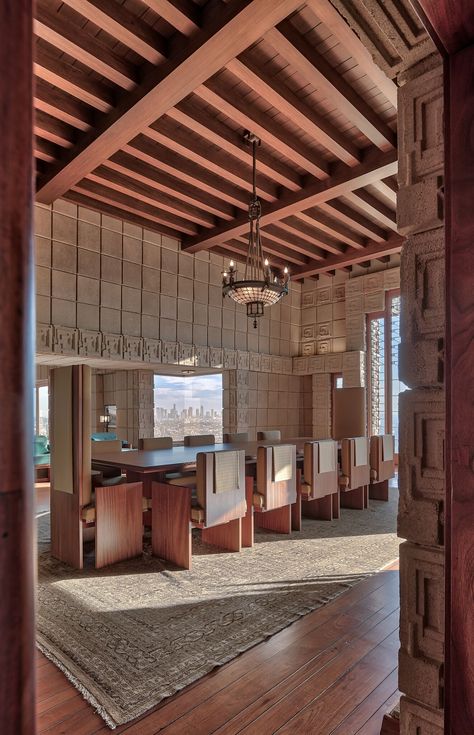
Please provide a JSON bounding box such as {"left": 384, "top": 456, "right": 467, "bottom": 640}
{"left": 34, "top": 435, "right": 50, "bottom": 466}
{"left": 91, "top": 432, "right": 118, "bottom": 442}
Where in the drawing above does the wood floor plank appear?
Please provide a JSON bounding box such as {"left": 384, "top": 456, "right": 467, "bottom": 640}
{"left": 354, "top": 690, "right": 400, "bottom": 734}
{"left": 328, "top": 671, "right": 398, "bottom": 734}
{"left": 274, "top": 631, "right": 400, "bottom": 734}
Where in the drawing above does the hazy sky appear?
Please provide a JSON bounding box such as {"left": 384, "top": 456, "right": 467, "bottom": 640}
{"left": 154, "top": 374, "right": 223, "bottom": 412}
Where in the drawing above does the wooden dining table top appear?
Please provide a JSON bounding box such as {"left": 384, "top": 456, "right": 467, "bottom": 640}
{"left": 92, "top": 437, "right": 317, "bottom": 475}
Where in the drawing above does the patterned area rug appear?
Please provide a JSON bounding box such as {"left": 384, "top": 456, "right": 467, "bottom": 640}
{"left": 37, "top": 492, "right": 399, "bottom": 728}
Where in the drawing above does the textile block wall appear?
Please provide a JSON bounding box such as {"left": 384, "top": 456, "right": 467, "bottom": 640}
{"left": 397, "top": 58, "right": 445, "bottom": 733}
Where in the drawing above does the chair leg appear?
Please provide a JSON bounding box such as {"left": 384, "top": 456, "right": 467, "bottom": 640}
{"left": 242, "top": 476, "right": 254, "bottom": 548}
{"left": 302, "top": 493, "right": 333, "bottom": 521}
{"left": 369, "top": 479, "right": 389, "bottom": 501}
{"left": 152, "top": 482, "right": 192, "bottom": 569}
{"left": 332, "top": 490, "right": 340, "bottom": 519}
{"left": 291, "top": 469, "right": 302, "bottom": 531}
{"left": 202, "top": 518, "right": 242, "bottom": 552}
{"left": 340, "top": 485, "right": 366, "bottom": 510}
{"left": 95, "top": 483, "right": 143, "bottom": 569}
{"left": 255, "top": 504, "right": 292, "bottom": 533}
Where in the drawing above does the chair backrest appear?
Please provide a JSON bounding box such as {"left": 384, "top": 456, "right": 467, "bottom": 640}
{"left": 91, "top": 439, "right": 122, "bottom": 458}
{"left": 139, "top": 436, "right": 173, "bottom": 450}
{"left": 257, "top": 430, "right": 281, "bottom": 442}
{"left": 34, "top": 435, "right": 49, "bottom": 457}
{"left": 370, "top": 434, "right": 395, "bottom": 482}
{"left": 195, "top": 450, "right": 246, "bottom": 526}
{"left": 340, "top": 437, "right": 370, "bottom": 489}
{"left": 223, "top": 432, "right": 249, "bottom": 443}
{"left": 184, "top": 434, "right": 215, "bottom": 447}
{"left": 256, "top": 444, "right": 297, "bottom": 510}
{"left": 303, "top": 440, "right": 338, "bottom": 500}
{"left": 91, "top": 432, "right": 118, "bottom": 441}
{"left": 333, "top": 387, "right": 366, "bottom": 440}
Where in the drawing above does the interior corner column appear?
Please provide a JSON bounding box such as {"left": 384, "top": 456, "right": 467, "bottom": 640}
{"left": 0, "top": 2, "right": 36, "bottom": 733}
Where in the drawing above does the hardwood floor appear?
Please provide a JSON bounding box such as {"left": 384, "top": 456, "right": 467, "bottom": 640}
{"left": 36, "top": 547, "right": 399, "bottom": 735}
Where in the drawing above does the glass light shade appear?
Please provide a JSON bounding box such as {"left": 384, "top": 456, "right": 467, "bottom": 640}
{"left": 223, "top": 280, "right": 287, "bottom": 307}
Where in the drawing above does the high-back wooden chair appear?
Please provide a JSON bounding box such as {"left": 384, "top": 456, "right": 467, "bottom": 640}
{"left": 369, "top": 434, "right": 395, "bottom": 500}
{"left": 339, "top": 437, "right": 370, "bottom": 509}
{"left": 184, "top": 434, "right": 215, "bottom": 447}
{"left": 138, "top": 436, "right": 173, "bottom": 450}
{"left": 223, "top": 432, "right": 249, "bottom": 443}
{"left": 91, "top": 438, "right": 122, "bottom": 456}
{"left": 152, "top": 449, "right": 246, "bottom": 569}
{"left": 81, "top": 481, "right": 144, "bottom": 568}
{"left": 300, "top": 440, "right": 339, "bottom": 521}
{"left": 249, "top": 444, "right": 297, "bottom": 536}
{"left": 91, "top": 438, "right": 125, "bottom": 484}
{"left": 257, "top": 430, "right": 281, "bottom": 441}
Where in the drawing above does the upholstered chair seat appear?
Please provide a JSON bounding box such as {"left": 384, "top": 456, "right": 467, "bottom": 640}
{"left": 257, "top": 430, "right": 281, "bottom": 442}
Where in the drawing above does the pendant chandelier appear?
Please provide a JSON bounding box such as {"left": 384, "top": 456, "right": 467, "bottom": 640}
{"left": 222, "top": 132, "right": 289, "bottom": 328}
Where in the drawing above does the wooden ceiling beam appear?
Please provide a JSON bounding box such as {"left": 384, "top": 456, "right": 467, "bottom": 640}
{"left": 104, "top": 151, "right": 235, "bottom": 221}
{"left": 34, "top": 79, "right": 92, "bottom": 132}
{"left": 291, "top": 234, "right": 403, "bottom": 279}
{"left": 141, "top": 0, "right": 200, "bottom": 36}
{"left": 275, "top": 218, "right": 346, "bottom": 255}
{"left": 306, "top": 0, "right": 398, "bottom": 108}
{"left": 34, "top": 110, "right": 75, "bottom": 148}
{"left": 167, "top": 98, "right": 301, "bottom": 190}
{"left": 34, "top": 8, "right": 137, "bottom": 89}
{"left": 371, "top": 179, "right": 397, "bottom": 205}
{"left": 89, "top": 166, "right": 215, "bottom": 228}
{"left": 233, "top": 235, "right": 308, "bottom": 266}
{"left": 126, "top": 136, "right": 248, "bottom": 209}
{"left": 228, "top": 56, "right": 360, "bottom": 165}
{"left": 61, "top": 0, "right": 167, "bottom": 64}
{"left": 294, "top": 208, "right": 366, "bottom": 249}
{"left": 260, "top": 225, "right": 326, "bottom": 260}
{"left": 34, "top": 44, "right": 114, "bottom": 113}
{"left": 36, "top": 0, "right": 304, "bottom": 203}
{"left": 181, "top": 149, "right": 397, "bottom": 251}
{"left": 317, "top": 200, "right": 387, "bottom": 241}
{"left": 344, "top": 189, "right": 398, "bottom": 230}
{"left": 196, "top": 80, "right": 330, "bottom": 179}
{"left": 217, "top": 243, "right": 289, "bottom": 272}
{"left": 66, "top": 189, "right": 182, "bottom": 238}
{"left": 35, "top": 138, "right": 59, "bottom": 163}
{"left": 145, "top": 117, "right": 279, "bottom": 201}
{"left": 72, "top": 179, "right": 196, "bottom": 235}
{"left": 266, "top": 21, "right": 397, "bottom": 150}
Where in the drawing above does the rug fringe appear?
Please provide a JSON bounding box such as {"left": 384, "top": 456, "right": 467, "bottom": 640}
{"left": 36, "top": 642, "right": 117, "bottom": 729}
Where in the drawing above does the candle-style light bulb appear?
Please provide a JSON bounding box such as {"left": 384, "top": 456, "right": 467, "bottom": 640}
{"left": 284, "top": 266, "right": 288, "bottom": 274}
{"left": 264, "top": 259, "right": 269, "bottom": 267}
{"left": 229, "top": 260, "right": 235, "bottom": 268}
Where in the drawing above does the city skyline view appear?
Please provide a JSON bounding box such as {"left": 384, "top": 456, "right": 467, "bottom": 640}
{"left": 154, "top": 373, "right": 223, "bottom": 441}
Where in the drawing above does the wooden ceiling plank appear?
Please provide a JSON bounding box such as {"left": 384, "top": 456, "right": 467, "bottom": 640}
{"left": 146, "top": 118, "right": 279, "bottom": 201}
{"left": 181, "top": 149, "right": 397, "bottom": 251}
{"left": 34, "top": 45, "right": 114, "bottom": 112}
{"left": 260, "top": 225, "right": 326, "bottom": 261}
{"left": 141, "top": 0, "right": 200, "bottom": 36}
{"left": 168, "top": 98, "right": 301, "bottom": 190}
{"left": 36, "top": 0, "right": 304, "bottom": 203}
{"left": 317, "top": 200, "right": 387, "bottom": 241}
{"left": 73, "top": 179, "right": 197, "bottom": 234}
{"left": 61, "top": 0, "right": 167, "bottom": 64}
{"left": 277, "top": 217, "right": 346, "bottom": 255}
{"left": 344, "top": 189, "right": 397, "bottom": 230}
{"left": 291, "top": 234, "right": 403, "bottom": 279}
{"left": 89, "top": 166, "right": 215, "bottom": 227}
{"left": 126, "top": 136, "right": 248, "bottom": 209}
{"left": 34, "top": 79, "right": 92, "bottom": 132}
{"left": 228, "top": 57, "right": 360, "bottom": 165}
{"left": 105, "top": 151, "right": 235, "bottom": 220}
{"left": 266, "top": 21, "right": 397, "bottom": 150}
{"left": 197, "top": 80, "right": 330, "bottom": 179}
{"left": 34, "top": 8, "right": 137, "bottom": 89}
{"left": 65, "top": 189, "right": 182, "bottom": 238}
{"left": 218, "top": 242, "right": 289, "bottom": 271}
{"left": 306, "top": 0, "right": 398, "bottom": 108}
{"left": 295, "top": 207, "right": 366, "bottom": 249}
{"left": 35, "top": 137, "right": 59, "bottom": 163}
{"left": 34, "top": 110, "right": 75, "bottom": 148}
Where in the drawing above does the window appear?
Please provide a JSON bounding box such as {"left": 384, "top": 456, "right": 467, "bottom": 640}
{"left": 154, "top": 373, "right": 223, "bottom": 442}
{"left": 367, "top": 289, "right": 408, "bottom": 455}
{"left": 35, "top": 383, "right": 49, "bottom": 438}
{"left": 334, "top": 374, "right": 343, "bottom": 390}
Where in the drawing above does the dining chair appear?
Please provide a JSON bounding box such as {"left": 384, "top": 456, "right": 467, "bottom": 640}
{"left": 250, "top": 444, "right": 297, "bottom": 536}
{"left": 369, "top": 434, "right": 395, "bottom": 500}
{"left": 138, "top": 436, "right": 173, "bottom": 450}
{"left": 151, "top": 449, "right": 246, "bottom": 569}
{"left": 299, "top": 440, "right": 339, "bottom": 522}
{"left": 257, "top": 430, "right": 281, "bottom": 441}
{"left": 223, "top": 432, "right": 249, "bottom": 443}
{"left": 183, "top": 434, "right": 215, "bottom": 446}
{"left": 339, "top": 437, "right": 370, "bottom": 509}
{"left": 81, "top": 481, "right": 144, "bottom": 568}
{"left": 91, "top": 439, "right": 125, "bottom": 485}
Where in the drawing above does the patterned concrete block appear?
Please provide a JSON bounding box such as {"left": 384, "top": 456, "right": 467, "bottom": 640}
{"left": 399, "top": 697, "right": 444, "bottom": 734}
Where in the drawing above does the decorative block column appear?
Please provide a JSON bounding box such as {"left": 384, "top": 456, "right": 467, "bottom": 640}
{"left": 397, "top": 58, "right": 445, "bottom": 733}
